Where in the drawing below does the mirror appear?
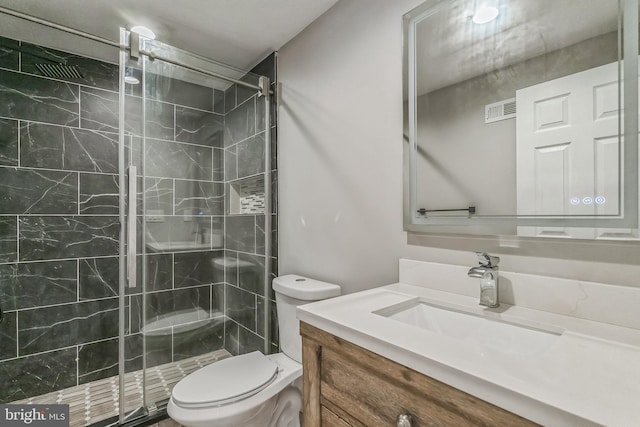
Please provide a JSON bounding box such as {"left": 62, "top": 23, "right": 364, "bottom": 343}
{"left": 403, "top": 0, "right": 640, "bottom": 239}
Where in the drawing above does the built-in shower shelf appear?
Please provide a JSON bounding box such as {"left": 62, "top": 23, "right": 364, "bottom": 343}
{"left": 230, "top": 175, "right": 265, "bottom": 215}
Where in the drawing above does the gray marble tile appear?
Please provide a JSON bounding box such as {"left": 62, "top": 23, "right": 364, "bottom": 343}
{"left": 145, "top": 99, "right": 175, "bottom": 141}
{"left": 175, "top": 106, "right": 223, "bottom": 147}
{"left": 0, "top": 36, "right": 19, "bottom": 71}
{"left": 252, "top": 53, "right": 276, "bottom": 82}
{"left": 226, "top": 215, "right": 256, "bottom": 253}
{"left": 18, "top": 298, "right": 119, "bottom": 355}
{"left": 256, "top": 215, "right": 265, "bottom": 256}
{"left": 173, "top": 316, "right": 224, "bottom": 362}
{"left": 238, "top": 325, "right": 265, "bottom": 355}
{"left": 237, "top": 253, "right": 265, "bottom": 295}
{"left": 236, "top": 86, "right": 257, "bottom": 109}
{"left": 0, "top": 168, "right": 78, "bottom": 214}
{"left": 271, "top": 214, "right": 278, "bottom": 256}
{"left": 0, "top": 118, "right": 18, "bottom": 166}
{"left": 237, "top": 133, "right": 265, "bottom": 179}
{"left": 0, "top": 311, "right": 17, "bottom": 361}
{"left": 256, "top": 296, "right": 279, "bottom": 347}
{"left": 0, "top": 69, "right": 79, "bottom": 126}
{"left": 124, "top": 333, "right": 143, "bottom": 373}
{"left": 21, "top": 122, "right": 118, "bottom": 173}
{"left": 174, "top": 251, "right": 220, "bottom": 288}
{"left": 213, "top": 148, "right": 224, "bottom": 181}
{"left": 19, "top": 216, "right": 119, "bottom": 261}
{"left": 0, "top": 260, "right": 77, "bottom": 311}
{"left": 145, "top": 138, "right": 213, "bottom": 180}
{"left": 224, "top": 318, "right": 239, "bottom": 356}
{"left": 80, "top": 87, "right": 119, "bottom": 133}
{"left": 79, "top": 257, "right": 119, "bottom": 300}
{"left": 221, "top": 251, "right": 238, "bottom": 286}
{"left": 224, "top": 85, "right": 236, "bottom": 114}
{"left": 225, "top": 284, "right": 256, "bottom": 332}
{"left": 145, "top": 333, "right": 172, "bottom": 368}
{"left": 20, "top": 41, "right": 118, "bottom": 91}
{"left": 0, "top": 348, "right": 77, "bottom": 402}
{"left": 224, "top": 96, "right": 255, "bottom": 146}
{"left": 80, "top": 173, "right": 119, "bottom": 214}
{"left": 213, "top": 89, "right": 225, "bottom": 114}
{"left": 272, "top": 172, "right": 278, "bottom": 214}
{"left": 174, "top": 180, "right": 224, "bottom": 216}
{"left": 78, "top": 338, "right": 118, "bottom": 384}
{"left": 140, "top": 177, "right": 173, "bottom": 216}
{"left": 211, "top": 283, "right": 224, "bottom": 314}
{"left": 224, "top": 145, "right": 237, "bottom": 181}
{"left": 143, "top": 253, "right": 174, "bottom": 292}
{"left": 145, "top": 72, "right": 213, "bottom": 111}
{"left": 0, "top": 217, "right": 17, "bottom": 263}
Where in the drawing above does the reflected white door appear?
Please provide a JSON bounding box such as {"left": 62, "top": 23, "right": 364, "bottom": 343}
{"left": 516, "top": 61, "right": 636, "bottom": 239}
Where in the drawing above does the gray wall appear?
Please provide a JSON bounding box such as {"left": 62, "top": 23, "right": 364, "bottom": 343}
{"left": 278, "top": 0, "right": 640, "bottom": 295}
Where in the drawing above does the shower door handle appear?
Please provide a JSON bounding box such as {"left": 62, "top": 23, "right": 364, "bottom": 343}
{"left": 127, "top": 166, "right": 137, "bottom": 288}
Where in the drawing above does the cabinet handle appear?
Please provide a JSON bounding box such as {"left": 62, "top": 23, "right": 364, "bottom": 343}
{"left": 397, "top": 413, "right": 413, "bottom": 427}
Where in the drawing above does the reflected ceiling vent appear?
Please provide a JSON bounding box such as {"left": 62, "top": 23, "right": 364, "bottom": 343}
{"left": 485, "top": 98, "right": 516, "bottom": 123}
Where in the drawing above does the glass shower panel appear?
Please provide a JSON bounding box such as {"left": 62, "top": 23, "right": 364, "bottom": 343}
{"left": 121, "top": 33, "right": 270, "bottom": 415}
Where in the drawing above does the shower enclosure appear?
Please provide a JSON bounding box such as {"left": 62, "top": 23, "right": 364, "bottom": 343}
{"left": 0, "top": 9, "right": 278, "bottom": 427}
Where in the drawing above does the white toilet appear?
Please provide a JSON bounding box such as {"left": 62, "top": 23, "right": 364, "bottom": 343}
{"left": 167, "top": 274, "right": 341, "bottom": 427}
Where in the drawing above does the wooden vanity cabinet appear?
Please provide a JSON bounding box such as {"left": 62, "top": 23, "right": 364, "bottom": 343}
{"left": 300, "top": 322, "right": 539, "bottom": 427}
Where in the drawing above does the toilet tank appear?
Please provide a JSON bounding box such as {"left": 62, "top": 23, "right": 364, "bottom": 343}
{"left": 273, "top": 275, "right": 341, "bottom": 363}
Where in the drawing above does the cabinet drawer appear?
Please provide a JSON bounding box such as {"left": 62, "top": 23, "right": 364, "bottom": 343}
{"left": 321, "top": 405, "right": 353, "bottom": 427}
{"left": 320, "top": 345, "right": 537, "bottom": 426}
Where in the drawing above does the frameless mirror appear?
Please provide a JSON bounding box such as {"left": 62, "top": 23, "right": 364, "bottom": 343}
{"left": 403, "top": 0, "right": 640, "bottom": 239}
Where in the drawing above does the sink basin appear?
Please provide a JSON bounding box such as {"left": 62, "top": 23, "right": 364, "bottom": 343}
{"left": 379, "top": 301, "right": 561, "bottom": 356}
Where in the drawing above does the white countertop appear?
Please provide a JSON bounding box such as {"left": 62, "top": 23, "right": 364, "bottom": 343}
{"left": 297, "top": 283, "right": 640, "bottom": 426}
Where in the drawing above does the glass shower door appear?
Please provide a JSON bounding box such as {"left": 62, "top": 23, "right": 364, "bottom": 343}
{"left": 120, "top": 30, "right": 272, "bottom": 420}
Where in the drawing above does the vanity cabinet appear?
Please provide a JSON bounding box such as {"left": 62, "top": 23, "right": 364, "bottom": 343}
{"left": 300, "top": 322, "right": 538, "bottom": 426}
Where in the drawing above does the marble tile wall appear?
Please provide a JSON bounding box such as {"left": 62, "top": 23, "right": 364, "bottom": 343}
{"left": 0, "top": 36, "right": 282, "bottom": 404}
{"left": 223, "top": 53, "right": 279, "bottom": 356}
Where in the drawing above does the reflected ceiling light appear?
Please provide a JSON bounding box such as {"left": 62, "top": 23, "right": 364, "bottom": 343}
{"left": 472, "top": 5, "right": 499, "bottom": 24}
{"left": 125, "top": 75, "right": 140, "bottom": 85}
{"left": 130, "top": 25, "right": 156, "bottom": 40}
{"left": 124, "top": 68, "right": 140, "bottom": 85}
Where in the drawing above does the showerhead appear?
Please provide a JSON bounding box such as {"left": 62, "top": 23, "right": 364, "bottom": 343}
{"left": 34, "top": 63, "right": 84, "bottom": 80}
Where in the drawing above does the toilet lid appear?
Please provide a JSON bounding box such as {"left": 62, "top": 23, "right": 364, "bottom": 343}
{"left": 172, "top": 351, "right": 279, "bottom": 408}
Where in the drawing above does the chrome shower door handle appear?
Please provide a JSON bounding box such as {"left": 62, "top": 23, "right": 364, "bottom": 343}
{"left": 127, "top": 166, "right": 137, "bottom": 288}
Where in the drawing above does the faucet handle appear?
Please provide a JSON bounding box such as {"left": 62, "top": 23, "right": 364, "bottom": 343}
{"left": 475, "top": 252, "right": 500, "bottom": 267}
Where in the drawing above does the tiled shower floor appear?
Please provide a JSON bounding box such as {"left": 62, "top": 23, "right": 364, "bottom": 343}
{"left": 13, "top": 349, "right": 230, "bottom": 427}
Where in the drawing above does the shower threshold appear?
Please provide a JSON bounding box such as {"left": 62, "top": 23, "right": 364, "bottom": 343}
{"left": 12, "top": 349, "right": 231, "bottom": 427}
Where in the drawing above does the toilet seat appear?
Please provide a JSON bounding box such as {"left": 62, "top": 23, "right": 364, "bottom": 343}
{"left": 172, "top": 351, "right": 279, "bottom": 409}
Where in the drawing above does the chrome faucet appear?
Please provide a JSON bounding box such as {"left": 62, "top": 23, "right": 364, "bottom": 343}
{"left": 467, "top": 252, "right": 500, "bottom": 308}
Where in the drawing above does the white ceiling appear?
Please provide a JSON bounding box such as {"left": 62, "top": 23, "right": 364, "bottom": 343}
{"left": 415, "top": 0, "right": 619, "bottom": 94}
{"left": 0, "top": 0, "right": 339, "bottom": 70}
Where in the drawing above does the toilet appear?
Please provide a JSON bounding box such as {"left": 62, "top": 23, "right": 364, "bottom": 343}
{"left": 167, "top": 274, "right": 341, "bottom": 427}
